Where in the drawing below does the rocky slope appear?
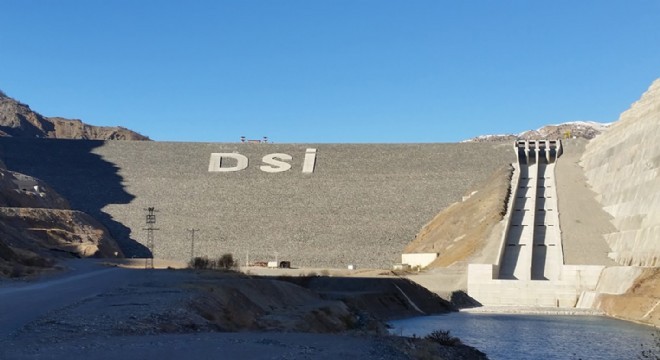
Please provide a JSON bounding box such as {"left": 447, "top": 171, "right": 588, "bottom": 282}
{"left": 464, "top": 121, "right": 610, "bottom": 142}
{"left": 0, "top": 89, "right": 149, "bottom": 140}
{"left": 0, "top": 150, "right": 124, "bottom": 278}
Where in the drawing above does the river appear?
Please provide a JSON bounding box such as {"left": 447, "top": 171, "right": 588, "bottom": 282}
{"left": 389, "top": 312, "right": 655, "bottom": 360}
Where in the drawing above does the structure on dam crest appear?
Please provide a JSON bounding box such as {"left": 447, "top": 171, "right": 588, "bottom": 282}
{"left": 468, "top": 140, "right": 603, "bottom": 307}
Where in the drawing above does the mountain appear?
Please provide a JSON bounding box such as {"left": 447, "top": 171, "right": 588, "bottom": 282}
{"left": 0, "top": 90, "right": 149, "bottom": 140}
{"left": 463, "top": 121, "right": 611, "bottom": 142}
{"left": 0, "top": 88, "right": 134, "bottom": 277}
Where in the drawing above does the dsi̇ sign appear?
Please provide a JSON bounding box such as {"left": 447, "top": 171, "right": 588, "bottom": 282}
{"left": 208, "top": 148, "right": 317, "bottom": 173}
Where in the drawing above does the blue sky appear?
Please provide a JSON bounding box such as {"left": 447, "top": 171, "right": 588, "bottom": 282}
{"left": 1, "top": 1, "right": 659, "bottom": 143}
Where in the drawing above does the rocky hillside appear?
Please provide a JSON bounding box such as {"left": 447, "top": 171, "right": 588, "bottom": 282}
{"left": 0, "top": 88, "right": 134, "bottom": 277}
{"left": 464, "top": 121, "right": 610, "bottom": 142}
{"left": 0, "top": 162, "right": 124, "bottom": 277}
{"left": 0, "top": 89, "right": 149, "bottom": 140}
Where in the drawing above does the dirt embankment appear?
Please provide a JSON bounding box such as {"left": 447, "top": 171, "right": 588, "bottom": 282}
{"left": 188, "top": 272, "right": 484, "bottom": 358}
{"left": 18, "top": 268, "right": 456, "bottom": 335}
{"left": 4, "top": 267, "right": 486, "bottom": 359}
{"left": 275, "top": 276, "right": 455, "bottom": 321}
{"left": 595, "top": 268, "right": 660, "bottom": 326}
{"left": 405, "top": 164, "right": 512, "bottom": 268}
{"left": 190, "top": 276, "right": 358, "bottom": 333}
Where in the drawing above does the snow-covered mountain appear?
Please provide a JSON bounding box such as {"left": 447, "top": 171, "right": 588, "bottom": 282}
{"left": 463, "top": 121, "right": 611, "bottom": 142}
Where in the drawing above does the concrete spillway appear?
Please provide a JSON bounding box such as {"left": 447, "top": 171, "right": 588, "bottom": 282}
{"left": 499, "top": 140, "right": 563, "bottom": 281}
{"left": 468, "top": 140, "right": 606, "bottom": 307}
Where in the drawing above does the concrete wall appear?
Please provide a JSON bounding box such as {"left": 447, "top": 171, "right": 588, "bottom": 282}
{"left": 401, "top": 253, "right": 438, "bottom": 268}
{"left": 468, "top": 263, "right": 604, "bottom": 307}
{"left": 0, "top": 139, "right": 514, "bottom": 268}
{"left": 581, "top": 79, "right": 660, "bottom": 267}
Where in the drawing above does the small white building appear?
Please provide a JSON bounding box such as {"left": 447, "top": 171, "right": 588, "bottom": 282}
{"left": 401, "top": 253, "right": 439, "bottom": 269}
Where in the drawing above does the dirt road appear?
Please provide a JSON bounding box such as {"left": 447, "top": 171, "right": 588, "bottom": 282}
{"left": 0, "top": 260, "right": 131, "bottom": 338}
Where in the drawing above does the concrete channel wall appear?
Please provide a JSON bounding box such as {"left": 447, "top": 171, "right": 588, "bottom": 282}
{"left": 0, "top": 139, "right": 514, "bottom": 268}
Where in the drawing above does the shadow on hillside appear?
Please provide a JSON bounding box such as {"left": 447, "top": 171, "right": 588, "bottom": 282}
{"left": 0, "top": 137, "right": 150, "bottom": 257}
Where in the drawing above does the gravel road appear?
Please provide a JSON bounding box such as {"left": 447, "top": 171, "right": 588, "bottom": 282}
{"left": 0, "top": 261, "right": 131, "bottom": 339}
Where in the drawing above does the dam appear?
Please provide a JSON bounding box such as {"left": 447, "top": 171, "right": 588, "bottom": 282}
{"left": 0, "top": 138, "right": 514, "bottom": 268}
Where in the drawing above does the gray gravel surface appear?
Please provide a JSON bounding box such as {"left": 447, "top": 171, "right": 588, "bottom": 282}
{"left": 554, "top": 139, "right": 617, "bottom": 265}
{"left": 2, "top": 332, "right": 410, "bottom": 360}
{"left": 0, "top": 139, "right": 514, "bottom": 268}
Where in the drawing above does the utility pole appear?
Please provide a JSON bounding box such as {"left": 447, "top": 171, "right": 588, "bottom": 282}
{"left": 143, "top": 207, "right": 159, "bottom": 269}
{"left": 187, "top": 228, "right": 200, "bottom": 263}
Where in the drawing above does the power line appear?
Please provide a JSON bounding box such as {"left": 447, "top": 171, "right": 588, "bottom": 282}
{"left": 143, "top": 207, "right": 159, "bottom": 269}
{"left": 187, "top": 228, "right": 200, "bottom": 263}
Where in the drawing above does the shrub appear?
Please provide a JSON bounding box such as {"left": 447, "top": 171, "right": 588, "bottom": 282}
{"left": 425, "top": 330, "right": 462, "bottom": 347}
{"left": 188, "top": 254, "right": 237, "bottom": 271}
{"left": 216, "top": 253, "right": 236, "bottom": 270}
{"left": 189, "top": 256, "right": 210, "bottom": 270}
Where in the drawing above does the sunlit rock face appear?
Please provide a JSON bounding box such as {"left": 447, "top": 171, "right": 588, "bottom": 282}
{"left": 0, "top": 91, "right": 148, "bottom": 140}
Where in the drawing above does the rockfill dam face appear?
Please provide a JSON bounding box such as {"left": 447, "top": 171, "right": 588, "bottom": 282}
{"left": 0, "top": 139, "right": 514, "bottom": 268}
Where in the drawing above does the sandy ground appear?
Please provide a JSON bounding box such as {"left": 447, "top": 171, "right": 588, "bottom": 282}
{"left": 555, "top": 139, "right": 617, "bottom": 265}
{"left": 103, "top": 258, "right": 397, "bottom": 278}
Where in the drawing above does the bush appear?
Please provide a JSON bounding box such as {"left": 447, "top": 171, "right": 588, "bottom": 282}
{"left": 425, "top": 330, "right": 462, "bottom": 347}
{"left": 189, "top": 256, "right": 210, "bottom": 270}
{"left": 216, "top": 253, "right": 236, "bottom": 270}
{"left": 188, "top": 254, "right": 237, "bottom": 271}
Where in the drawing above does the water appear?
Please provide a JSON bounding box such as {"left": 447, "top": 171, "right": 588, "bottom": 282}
{"left": 389, "top": 312, "right": 655, "bottom": 360}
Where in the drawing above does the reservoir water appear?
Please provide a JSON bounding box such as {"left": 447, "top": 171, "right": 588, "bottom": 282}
{"left": 389, "top": 312, "right": 655, "bottom": 360}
